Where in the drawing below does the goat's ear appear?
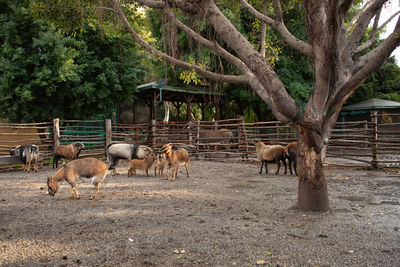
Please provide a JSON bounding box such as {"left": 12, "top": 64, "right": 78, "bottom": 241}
{"left": 47, "top": 175, "right": 53, "bottom": 182}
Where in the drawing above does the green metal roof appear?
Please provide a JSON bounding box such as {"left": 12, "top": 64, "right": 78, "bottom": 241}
{"left": 342, "top": 98, "right": 400, "bottom": 111}
{"left": 136, "top": 82, "right": 224, "bottom": 103}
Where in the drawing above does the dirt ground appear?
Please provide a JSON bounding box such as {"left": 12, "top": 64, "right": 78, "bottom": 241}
{"left": 0, "top": 159, "right": 399, "bottom": 267}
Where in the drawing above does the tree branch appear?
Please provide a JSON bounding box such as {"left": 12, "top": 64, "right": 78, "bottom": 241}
{"left": 378, "top": 10, "right": 400, "bottom": 30}
{"left": 332, "top": 17, "right": 400, "bottom": 110}
{"left": 163, "top": 7, "right": 249, "bottom": 74}
{"left": 135, "top": 0, "right": 165, "bottom": 9}
{"left": 344, "top": 0, "right": 386, "bottom": 58}
{"left": 338, "top": 0, "right": 354, "bottom": 18}
{"left": 237, "top": 0, "right": 312, "bottom": 58}
{"left": 205, "top": 1, "right": 297, "bottom": 121}
{"left": 111, "top": 0, "right": 250, "bottom": 85}
{"left": 355, "top": 7, "right": 382, "bottom": 54}
{"left": 347, "top": 0, "right": 374, "bottom": 31}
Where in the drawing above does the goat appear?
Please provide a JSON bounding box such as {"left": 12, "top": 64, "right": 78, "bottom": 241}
{"left": 106, "top": 143, "right": 154, "bottom": 173}
{"left": 127, "top": 149, "right": 155, "bottom": 177}
{"left": 154, "top": 152, "right": 167, "bottom": 177}
{"left": 53, "top": 142, "right": 85, "bottom": 168}
{"left": 199, "top": 128, "right": 234, "bottom": 157}
{"left": 10, "top": 145, "right": 40, "bottom": 172}
{"left": 285, "top": 142, "right": 298, "bottom": 175}
{"left": 159, "top": 143, "right": 190, "bottom": 181}
{"left": 47, "top": 157, "right": 108, "bottom": 200}
{"left": 254, "top": 140, "right": 287, "bottom": 175}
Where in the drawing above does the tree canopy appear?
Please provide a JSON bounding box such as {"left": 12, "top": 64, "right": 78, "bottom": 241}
{"left": 0, "top": 0, "right": 147, "bottom": 122}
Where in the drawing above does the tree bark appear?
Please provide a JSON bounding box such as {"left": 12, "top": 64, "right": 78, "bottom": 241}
{"left": 296, "top": 124, "right": 330, "bottom": 211}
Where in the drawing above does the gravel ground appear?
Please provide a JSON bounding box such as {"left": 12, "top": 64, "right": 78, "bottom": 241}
{"left": 0, "top": 159, "right": 399, "bottom": 267}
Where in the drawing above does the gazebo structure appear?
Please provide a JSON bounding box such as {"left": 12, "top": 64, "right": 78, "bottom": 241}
{"left": 118, "top": 81, "right": 224, "bottom": 124}
{"left": 340, "top": 98, "right": 400, "bottom": 123}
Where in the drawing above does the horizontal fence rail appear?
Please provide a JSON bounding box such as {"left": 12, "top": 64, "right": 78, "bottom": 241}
{"left": 1, "top": 112, "right": 400, "bottom": 169}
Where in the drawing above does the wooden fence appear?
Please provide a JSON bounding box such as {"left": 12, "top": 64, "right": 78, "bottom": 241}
{"left": 0, "top": 121, "right": 53, "bottom": 160}
{"left": 1, "top": 113, "right": 400, "bottom": 169}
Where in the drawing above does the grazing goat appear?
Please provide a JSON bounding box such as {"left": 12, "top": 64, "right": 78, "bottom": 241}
{"left": 10, "top": 145, "right": 39, "bottom": 172}
{"left": 160, "top": 143, "right": 190, "bottom": 181}
{"left": 154, "top": 152, "right": 167, "bottom": 177}
{"left": 127, "top": 149, "right": 155, "bottom": 177}
{"left": 254, "top": 140, "right": 287, "bottom": 175}
{"left": 53, "top": 142, "right": 85, "bottom": 168}
{"left": 106, "top": 143, "right": 154, "bottom": 173}
{"left": 47, "top": 157, "right": 108, "bottom": 200}
{"left": 285, "top": 142, "right": 298, "bottom": 175}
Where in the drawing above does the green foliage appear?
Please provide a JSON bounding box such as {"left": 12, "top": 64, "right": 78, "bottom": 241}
{"left": 0, "top": 0, "right": 146, "bottom": 122}
{"left": 347, "top": 57, "right": 400, "bottom": 104}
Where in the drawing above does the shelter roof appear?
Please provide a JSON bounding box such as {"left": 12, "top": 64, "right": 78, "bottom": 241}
{"left": 136, "top": 81, "right": 223, "bottom": 103}
{"left": 342, "top": 98, "right": 400, "bottom": 111}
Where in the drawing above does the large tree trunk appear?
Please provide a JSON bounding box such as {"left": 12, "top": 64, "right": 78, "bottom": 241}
{"left": 295, "top": 124, "right": 330, "bottom": 211}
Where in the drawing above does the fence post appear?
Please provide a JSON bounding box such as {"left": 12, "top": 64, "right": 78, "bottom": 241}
{"left": 53, "top": 118, "right": 60, "bottom": 150}
{"left": 105, "top": 119, "right": 112, "bottom": 149}
{"left": 363, "top": 120, "right": 368, "bottom": 149}
{"left": 195, "top": 120, "right": 200, "bottom": 159}
{"left": 188, "top": 121, "right": 193, "bottom": 148}
{"left": 151, "top": 119, "right": 156, "bottom": 147}
{"left": 239, "top": 115, "right": 248, "bottom": 159}
{"left": 371, "top": 110, "right": 378, "bottom": 169}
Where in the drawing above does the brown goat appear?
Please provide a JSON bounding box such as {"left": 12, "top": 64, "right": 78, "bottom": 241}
{"left": 285, "top": 142, "right": 298, "bottom": 175}
{"left": 254, "top": 140, "right": 287, "bottom": 175}
{"left": 154, "top": 152, "right": 167, "bottom": 177}
{"left": 47, "top": 157, "right": 108, "bottom": 200}
{"left": 127, "top": 151, "right": 155, "bottom": 177}
{"left": 160, "top": 143, "right": 190, "bottom": 181}
{"left": 53, "top": 142, "right": 85, "bottom": 168}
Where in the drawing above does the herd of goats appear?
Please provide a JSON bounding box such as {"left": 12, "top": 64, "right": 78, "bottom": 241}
{"left": 9, "top": 140, "right": 298, "bottom": 200}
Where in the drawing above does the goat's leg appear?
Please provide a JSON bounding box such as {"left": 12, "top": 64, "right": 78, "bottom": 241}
{"left": 90, "top": 186, "right": 99, "bottom": 200}
{"left": 185, "top": 162, "right": 190, "bottom": 177}
{"left": 53, "top": 154, "right": 60, "bottom": 168}
{"left": 265, "top": 161, "right": 268, "bottom": 174}
{"left": 259, "top": 161, "right": 264, "bottom": 173}
{"left": 282, "top": 158, "right": 287, "bottom": 175}
{"left": 68, "top": 182, "right": 80, "bottom": 199}
{"left": 90, "top": 173, "right": 107, "bottom": 199}
{"left": 294, "top": 158, "right": 298, "bottom": 175}
{"left": 165, "top": 166, "right": 171, "bottom": 180}
{"left": 275, "top": 160, "right": 280, "bottom": 175}
{"left": 171, "top": 166, "right": 178, "bottom": 181}
{"left": 68, "top": 186, "right": 75, "bottom": 198}
{"left": 288, "top": 159, "right": 293, "bottom": 175}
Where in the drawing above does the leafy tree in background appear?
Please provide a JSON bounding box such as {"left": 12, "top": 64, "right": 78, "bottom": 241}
{"left": 348, "top": 57, "right": 400, "bottom": 103}
{"left": 0, "top": 0, "right": 146, "bottom": 122}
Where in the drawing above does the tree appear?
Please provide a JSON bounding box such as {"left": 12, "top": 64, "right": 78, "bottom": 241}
{"left": 0, "top": 0, "right": 146, "bottom": 122}
{"left": 35, "top": 0, "right": 400, "bottom": 211}
{"left": 348, "top": 57, "right": 400, "bottom": 103}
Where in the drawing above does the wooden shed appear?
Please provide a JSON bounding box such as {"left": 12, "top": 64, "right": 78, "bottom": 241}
{"left": 118, "top": 81, "right": 224, "bottom": 124}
